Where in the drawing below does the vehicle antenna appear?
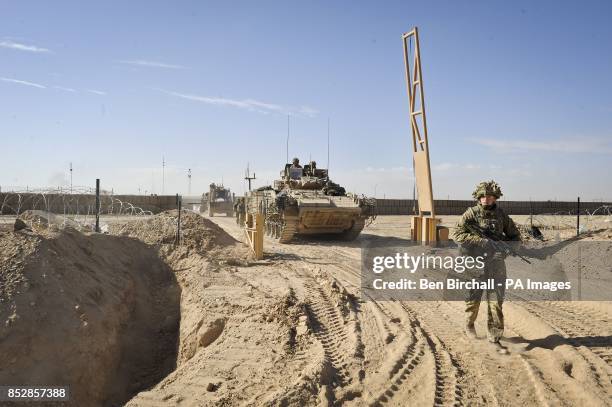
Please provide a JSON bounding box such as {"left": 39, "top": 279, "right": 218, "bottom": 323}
{"left": 286, "top": 115, "right": 290, "bottom": 164}
{"left": 327, "top": 117, "right": 330, "bottom": 180}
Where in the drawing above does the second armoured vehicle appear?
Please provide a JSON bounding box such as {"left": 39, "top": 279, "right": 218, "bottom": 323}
{"left": 244, "top": 160, "right": 375, "bottom": 243}
{"left": 200, "top": 183, "right": 234, "bottom": 217}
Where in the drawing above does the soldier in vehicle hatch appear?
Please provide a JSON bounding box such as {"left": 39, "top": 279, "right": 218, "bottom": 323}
{"left": 308, "top": 161, "right": 317, "bottom": 176}
{"left": 291, "top": 157, "right": 302, "bottom": 169}
{"left": 453, "top": 180, "right": 520, "bottom": 354}
{"left": 288, "top": 157, "right": 303, "bottom": 180}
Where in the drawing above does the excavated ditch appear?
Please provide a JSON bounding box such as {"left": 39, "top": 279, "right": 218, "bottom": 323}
{"left": 0, "top": 222, "right": 181, "bottom": 406}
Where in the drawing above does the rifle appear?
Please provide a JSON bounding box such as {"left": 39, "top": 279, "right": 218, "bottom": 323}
{"left": 463, "top": 222, "right": 531, "bottom": 264}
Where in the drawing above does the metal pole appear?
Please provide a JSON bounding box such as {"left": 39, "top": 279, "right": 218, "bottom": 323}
{"left": 188, "top": 168, "right": 192, "bottom": 195}
{"left": 95, "top": 179, "right": 100, "bottom": 233}
{"left": 576, "top": 196, "right": 580, "bottom": 236}
{"left": 244, "top": 164, "right": 256, "bottom": 191}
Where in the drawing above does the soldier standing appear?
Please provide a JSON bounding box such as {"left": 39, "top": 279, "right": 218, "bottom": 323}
{"left": 234, "top": 197, "right": 245, "bottom": 225}
{"left": 453, "top": 180, "right": 520, "bottom": 354}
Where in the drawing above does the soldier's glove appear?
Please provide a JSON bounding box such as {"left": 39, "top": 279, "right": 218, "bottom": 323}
{"left": 479, "top": 237, "right": 491, "bottom": 248}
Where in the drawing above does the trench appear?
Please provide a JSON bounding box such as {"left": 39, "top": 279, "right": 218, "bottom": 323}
{"left": 0, "top": 228, "right": 182, "bottom": 407}
{"left": 101, "top": 237, "right": 182, "bottom": 407}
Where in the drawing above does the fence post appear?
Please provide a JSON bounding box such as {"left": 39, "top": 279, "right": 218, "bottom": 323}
{"left": 176, "top": 194, "right": 182, "bottom": 245}
{"left": 95, "top": 179, "right": 100, "bottom": 232}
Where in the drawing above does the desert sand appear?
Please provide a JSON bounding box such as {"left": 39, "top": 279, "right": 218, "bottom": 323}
{"left": 1, "top": 213, "right": 610, "bottom": 406}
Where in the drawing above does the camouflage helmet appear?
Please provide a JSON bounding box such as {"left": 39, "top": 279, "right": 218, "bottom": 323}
{"left": 472, "top": 180, "right": 503, "bottom": 199}
{"left": 292, "top": 157, "right": 300, "bottom": 164}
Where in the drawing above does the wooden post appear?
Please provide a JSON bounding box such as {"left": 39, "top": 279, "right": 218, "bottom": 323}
{"left": 95, "top": 179, "right": 100, "bottom": 233}
{"left": 176, "top": 194, "right": 182, "bottom": 245}
{"left": 254, "top": 213, "right": 263, "bottom": 259}
{"left": 244, "top": 213, "right": 264, "bottom": 259}
{"left": 411, "top": 216, "right": 422, "bottom": 241}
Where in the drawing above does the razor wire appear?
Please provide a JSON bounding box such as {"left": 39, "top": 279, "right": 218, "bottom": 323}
{"left": 0, "top": 188, "right": 179, "bottom": 244}
{"left": 518, "top": 205, "right": 611, "bottom": 240}
{"left": 0, "top": 187, "right": 153, "bottom": 230}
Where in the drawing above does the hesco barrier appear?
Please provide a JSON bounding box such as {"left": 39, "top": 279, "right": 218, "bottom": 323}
{"left": 0, "top": 193, "right": 178, "bottom": 215}
{"left": 373, "top": 199, "right": 611, "bottom": 216}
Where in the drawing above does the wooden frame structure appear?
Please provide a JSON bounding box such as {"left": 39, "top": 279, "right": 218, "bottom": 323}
{"left": 403, "top": 27, "right": 442, "bottom": 243}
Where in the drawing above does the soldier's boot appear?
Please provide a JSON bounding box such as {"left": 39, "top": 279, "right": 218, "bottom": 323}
{"left": 490, "top": 340, "right": 509, "bottom": 355}
{"left": 465, "top": 323, "right": 477, "bottom": 339}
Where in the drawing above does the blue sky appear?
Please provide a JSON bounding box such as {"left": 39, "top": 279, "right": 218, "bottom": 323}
{"left": 1, "top": 0, "right": 611, "bottom": 200}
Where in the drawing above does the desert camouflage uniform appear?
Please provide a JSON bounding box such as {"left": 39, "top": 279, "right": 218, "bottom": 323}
{"left": 234, "top": 198, "right": 245, "bottom": 225}
{"left": 291, "top": 157, "right": 302, "bottom": 169}
{"left": 453, "top": 183, "right": 520, "bottom": 342}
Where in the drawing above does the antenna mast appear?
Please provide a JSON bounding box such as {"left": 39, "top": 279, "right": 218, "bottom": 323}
{"left": 327, "top": 118, "right": 330, "bottom": 179}
{"left": 286, "top": 115, "right": 290, "bottom": 164}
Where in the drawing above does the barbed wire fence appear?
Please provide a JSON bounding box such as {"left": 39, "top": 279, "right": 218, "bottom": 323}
{"left": 1, "top": 186, "right": 610, "bottom": 242}
{"left": 0, "top": 186, "right": 184, "bottom": 245}
{"left": 517, "top": 205, "right": 612, "bottom": 239}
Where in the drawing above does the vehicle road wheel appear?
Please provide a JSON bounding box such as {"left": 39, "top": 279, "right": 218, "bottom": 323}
{"left": 277, "top": 215, "right": 298, "bottom": 243}
{"left": 339, "top": 218, "right": 365, "bottom": 241}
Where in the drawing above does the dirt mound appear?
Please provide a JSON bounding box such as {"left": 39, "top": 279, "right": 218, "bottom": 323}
{"left": 0, "top": 229, "right": 39, "bottom": 302}
{"left": 109, "top": 210, "right": 244, "bottom": 257}
{"left": 17, "top": 209, "right": 85, "bottom": 232}
{"left": 580, "top": 228, "right": 612, "bottom": 240}
{"left": 0, "top": 227, "right": 180, "bottom": 406}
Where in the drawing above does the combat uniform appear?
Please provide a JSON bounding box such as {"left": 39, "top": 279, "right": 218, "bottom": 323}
{"left": 453, "top": 181, "right": 520, "bottom": 343}
{"left": 234, "top": 198, "right": 245, "bottom": 225}
{"left": 291, "top": 157, "right": 302, "bottom": 169}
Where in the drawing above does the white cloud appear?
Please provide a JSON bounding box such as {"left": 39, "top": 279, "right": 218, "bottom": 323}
{"left": 433, "top": 162, "right": 455, "bottom": 171}
{"left": 0, "top": 40, "right": 51, "bottom": 53}
{"left": 87, "top": 89, "right": 107, "bottom": 96}
{"left": 53, "top": 85, "right": 77, "bottom": 93}
{"left": 432, "top": 162, "right": 481, "bottom": 172}
{"left": 464, "top": 163, "right": 481, "bottom": 170}
{"left": 470, "top": 137, "right": 612, "bottom": 154}
{"left": 0, "top": 77, "right": 46, "bottom": 89}
{"left": 118, "top": 59, "right": 186, "bottom": 69}
{"left": 155, "top": 88, "right": 318, "bottom": 117}
{"left": 364, "top": 166, "right": 412, "bottom": 173}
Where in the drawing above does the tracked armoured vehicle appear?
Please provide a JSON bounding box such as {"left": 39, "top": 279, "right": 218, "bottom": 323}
{"left": 245, "top": 161, "right": 375, "bottom": 243}
{"left": 200, "top": 183, "right": 234, "bottom": 217}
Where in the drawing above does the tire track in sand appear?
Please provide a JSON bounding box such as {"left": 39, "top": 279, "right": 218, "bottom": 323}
{"left": 314, "top": 255, "right": 466, "bottom": 407}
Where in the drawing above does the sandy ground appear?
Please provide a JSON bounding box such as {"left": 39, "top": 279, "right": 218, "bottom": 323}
{"left": 1, "top": 213, "right": 610, "bottom": 406}
{"left": 126, "top": 214, "right": 611, "bottom": 406}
